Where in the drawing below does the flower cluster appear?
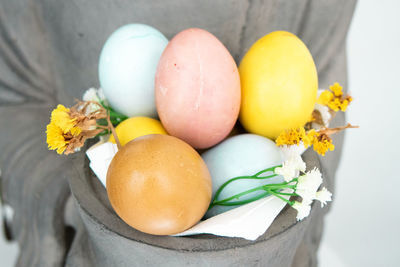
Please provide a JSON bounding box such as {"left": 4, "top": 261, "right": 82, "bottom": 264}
{"left": 274, "top": 146, "right": 332, "bottom": 220}
{"left": 274, "top": 145, "right": 306, "bottom": 181}
{"left": 46, "top": 102, "right": 108, "bottom": 154}
{"left": 305, "top": 82, "right": 353, "bottom": 132}
{"left": 209, "top": 146, "right": 332, "bottom": 221}
{"left": 276, "top": 82, "right": 358, "bottom": 156}
{"left": 46, "top": 88, "right": 128, "bottom": 155}
{"left": 317, "top": 82, "right": 352, "bottom": 112}
{"left": 283, "top": 168, "right": 331, "bottom": 220}
{"left": 276, "top": 127, "right": 335, "bottom": 156}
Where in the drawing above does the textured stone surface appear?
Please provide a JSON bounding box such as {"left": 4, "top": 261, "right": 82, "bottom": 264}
{"left": 0, "top": 0, "right": 356, "bottom": 266}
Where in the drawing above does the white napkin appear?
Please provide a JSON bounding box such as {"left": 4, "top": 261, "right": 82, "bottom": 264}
{"left": 174, "top": 190, "right": 291, "bottom": 240}
{"left": 86, "top": 142, "right": 118, "bottom": 187}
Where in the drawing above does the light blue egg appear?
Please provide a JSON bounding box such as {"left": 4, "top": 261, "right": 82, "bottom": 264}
{"left": 99, "top": 24, "right": 168, "bottom": 117}
{"left": 203, "top": 134, "right": 283, "bottom": 218}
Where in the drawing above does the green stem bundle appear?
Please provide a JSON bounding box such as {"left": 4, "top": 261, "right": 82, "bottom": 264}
{"left": 208, "top": 166, "right": 299, "bottom": 210}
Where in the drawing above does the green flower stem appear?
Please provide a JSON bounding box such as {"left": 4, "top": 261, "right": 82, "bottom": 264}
{"left": 211, "top": 166, "right": 281, "bottom": 207}
{"left": 99, "top": 100, "right": 128, "bottom": 123}
{"left": 211, "top": 183, "right": 295, "bottom": 206}
{"left": 94, "top": 101, "right": 128, "bottom": 138}
{"left": 262, "top": 183, "right": 296, "bottom": 190}
{"left": 271, "top": 191, "right": 296, "bottom": 196}
{"left": 209, "top": 179, "right": 301, "bottom": 210}
{"left": 109, "top": 110, "right": 128, "bottom": 121}
{"left": 212, "top": 173, "right": 277, "bottom": 203}
{"left": 265, "top": 189, "right": 294, "bottom": 206}
{"left": 253, "top": 166, "right": 280, "bottom": 177}
{"left": 212, "top": 184, "right": 268, "bottom": 206}
{"left": 210, "top": 191, "right": 271, "bottom": 207}
{"left": 97, "top": 130, "right": 111, "bottom": 136}
{"left": 207, "top": 165, "right": 304, "bottom": 210}
{"left": 209, "top": 183, "right": 298, "bottom": 209}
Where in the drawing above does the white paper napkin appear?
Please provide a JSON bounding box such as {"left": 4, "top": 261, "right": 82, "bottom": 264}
{"left": 86, "top": 141, "right": 118, "bottom": 186}
{"left": 174, "top": 190, "right": 291, "bottom": 240}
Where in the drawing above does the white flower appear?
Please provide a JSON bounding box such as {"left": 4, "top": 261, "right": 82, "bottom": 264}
{"left": 295, "top": 189, "right": 316, "bottom": 203}
{"left": 314, "top": 187, "right": 332, "bottom": 207}
{"left": 312, "top": 103, "right": 331, "bottom": 130}
{"left": 296, "top": 168, "right": 322, "bottom": 203}
{"left": 83, "top": 87, "right": 100, "bottom": 102}
{"left": 275, "top": 145, "right": 306, "bottom": 182}
{"left": 292, "top": 201, "right": 311, "bottom": 221}
{"left": 82, "top": 88, "right": 108, "bottom": 114}
{"left": 97, "top": 88, "right": 107, "bottom": 103}
{"left": 275, "top": 166, "right": 297, "bottom": 182}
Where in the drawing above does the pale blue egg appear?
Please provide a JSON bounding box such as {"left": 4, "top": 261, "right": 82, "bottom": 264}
{"left": 203, "top": 134, "right": 283, "bottom": 218}
{"left": 99, "top": 24, "right": 168, "bottom": 117}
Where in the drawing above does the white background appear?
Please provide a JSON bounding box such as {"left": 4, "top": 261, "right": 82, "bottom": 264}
{"left": 318, "top": 0, "right": 400, "bottom": 266}
{"left": 1, "top": 0, "right": 400, "bottom": 266}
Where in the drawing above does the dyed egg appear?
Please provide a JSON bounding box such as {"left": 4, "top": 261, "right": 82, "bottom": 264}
{"left": 109, "top": 117, "right": 167, "bottom": 146}
{"left": 239, "top": 31, "right": 318, "bottom": 139}
{"left": 107, "top": 134, "right": 212, "bottom": 235}
{"left": 155, "top": 28, "right": 241, "bottom": 149}
{"left": 202, "top": 134, "right": 283, "bottom": 218}
{"left": 99, "top": 24, "right": 168, "bottom": 117}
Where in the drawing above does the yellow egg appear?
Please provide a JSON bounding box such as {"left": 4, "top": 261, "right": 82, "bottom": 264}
{"left": 239, "top": 31, "right": 318, "bottom": 139}
{"left": 109, "top": 117, "right": 167, "bottom": 146}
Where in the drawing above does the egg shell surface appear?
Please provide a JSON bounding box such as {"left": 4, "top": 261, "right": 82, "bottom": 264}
{"left": 155, "top": 28, "right": 241, "bottom": 149}
{"left": 202, "top": 134, "right": 283, "bottom": 218}
{"left": 106, "top": 134, "right": 212, "bottom": 235}
{"left": 109, "top": 116, "right": 167, "bottom": 146}
{"left": 239, "top": 31, "right": 318, "bottom": 139}
{"left": 99, "top": 24, "right": 168, "bottom": 117}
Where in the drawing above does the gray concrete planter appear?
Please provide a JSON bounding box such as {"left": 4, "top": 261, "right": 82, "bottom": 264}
{"left": 68, "top": 149, "right": 321, "bottom": 266}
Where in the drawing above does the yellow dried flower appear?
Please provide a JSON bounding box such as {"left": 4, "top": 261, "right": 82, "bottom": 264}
{"left": 313, "top": 138, "right": 335, "bottom": 156}
{"left": 303, "top": 129, "right": 319, "bottom": 148}
{"left": 51, "top": 104, "right": 77, "bottom": 133}
{"left": 46, "top": 101, "right": 111, "bottom": 155}
{"left": 330, "top": 82, "right": 343, "bottom": 97}
{"left": 276, "top": 124, "right": 358, "bottom": 156}
{"left": 340, "top": 99, "right": 349, "bottom": 112}
{"left": 317, "top": 90, "right": 334, "bottom": 106}
{"left": 276, "top": 127, "right": 335, "bottom": 155}
{"left": 327, "top": 97, "right": 341, "bottom": 112}
{"left": 70, "top": 126, "right": 82, "bottom": 136}
{"left": 276, "top": 128, "right": 305, "bottom": 146}
{"left": 318, "top": 83, "right": 352, "bottom": 113}
{"left": 46, "top": 122, "right": 69, "bottom": 154}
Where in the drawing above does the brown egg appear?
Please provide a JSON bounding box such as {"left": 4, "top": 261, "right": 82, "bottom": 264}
{"left": 106, "top": 134, "right": 212, "bottom": 235}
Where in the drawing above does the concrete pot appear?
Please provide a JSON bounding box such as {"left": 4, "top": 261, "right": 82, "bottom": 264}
{"left": 68, "top": 149, "right": 321, "bottom": 266}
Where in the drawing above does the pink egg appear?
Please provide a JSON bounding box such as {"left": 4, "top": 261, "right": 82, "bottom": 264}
{"left": 155, "top": 28, "right": 241, "bottom": 149}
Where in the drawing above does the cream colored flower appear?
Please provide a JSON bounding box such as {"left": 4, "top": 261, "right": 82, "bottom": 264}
{"left": 275, "top": 145, "right": 306, "bottom": 182}
{"left": 315, "top": 187, "right": 332, "bottom": 207}
{"left": 313, "top": 103, "right": 331, "bottom": 129}
{"left": 296, "top": 168, "right": 322, "bottom": 202}
{"left": 274, "top": 166, "right": 297, "bottom": 182}
{"left": 82, "top": 88, "right": 108, "bottom": 114}
{"left": 292, "top": 201, "right": 311, "bottom": 221}
{"left": 83, "top": 88, "right": 100, "bottom": 102}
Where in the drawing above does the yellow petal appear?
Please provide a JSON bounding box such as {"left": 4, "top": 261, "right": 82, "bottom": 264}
{"left": 330, "top": 82, "right": 343, "bottom": 97}
{"left": 70, "top": 126, "right": 82, "bottom": 136}
{"left": 317, "top": 91, "right": 334, "bottom": 105}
